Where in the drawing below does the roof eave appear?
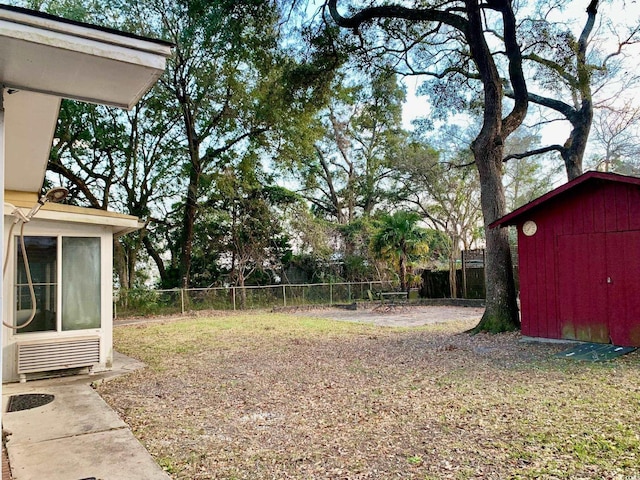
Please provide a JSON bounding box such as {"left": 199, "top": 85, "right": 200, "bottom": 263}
{"left": 490, "top": 171, "right": 640, "bottom": 229}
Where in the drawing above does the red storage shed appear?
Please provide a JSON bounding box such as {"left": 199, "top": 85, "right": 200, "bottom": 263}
{"left": 492, "top": 171, "right": 640, "bottom": 347}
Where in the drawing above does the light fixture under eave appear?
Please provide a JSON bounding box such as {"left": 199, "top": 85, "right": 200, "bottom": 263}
{"left": 44, "top": 187, "right": 68, "bottom": 203}
{"left": 25, "top": 187, "right": 69, "bottom": 220}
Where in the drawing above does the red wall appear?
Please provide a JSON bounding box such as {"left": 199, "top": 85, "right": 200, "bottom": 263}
{"left": 518, "top": 181, "right": 640, "bottom": 346}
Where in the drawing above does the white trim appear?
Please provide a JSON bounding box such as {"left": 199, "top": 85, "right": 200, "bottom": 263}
{"left": 1, "top": 91, "right": 5, "bottom": 387}
{"left": 4, "top": 201, "right": 143, "bottom": 236}
{"left": 0, "top": 7, "right": 172, "bottom": 56}
{"left": 0, "top": 8, "right": 171, "bottom": 109}
{"left": 0, "top": 21, "right": 169, "bottom": 69}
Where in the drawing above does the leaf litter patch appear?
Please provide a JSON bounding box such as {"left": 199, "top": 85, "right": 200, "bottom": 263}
{"left": 99, "top": 313, "right": 640, "bottom": 479}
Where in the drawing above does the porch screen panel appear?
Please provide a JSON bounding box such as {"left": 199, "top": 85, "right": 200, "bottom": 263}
{"left": 62, "top": 237, "right": 101, "bottom": 330}
{"left": 15, "top": 236, "right": 57, "bottom": 333}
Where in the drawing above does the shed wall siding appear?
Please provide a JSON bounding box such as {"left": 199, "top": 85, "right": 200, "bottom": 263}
{"left": 518, "top": 181, "right": 640, "bottom": 344}
{"left": 605, "top": 231, "right": 640, "bottom": 346}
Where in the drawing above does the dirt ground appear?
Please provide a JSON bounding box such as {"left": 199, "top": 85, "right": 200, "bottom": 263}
{"left": 295, "top": 305, "right": 486, "bottom": 327}
{"left": 102, "top": 307, "right": 640, "bottom": 479}
{"left": 115, "top": 304, "right": 486, "bottom": 329}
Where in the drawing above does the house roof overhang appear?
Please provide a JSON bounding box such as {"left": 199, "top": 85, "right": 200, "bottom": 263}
{"left": 0, "top": 4, "right": 173, "bottom": 109}
{"left": 0, "top": 4, "right": 173, "bottom": 194}
{"left": 490, "top": 171, "right": 640, "bottom": 229}
{"left": 4, "top": 190, "right": 143, "bottom": 236}
{"left": 4, "top": 90, "right": 61, "bottom": 193}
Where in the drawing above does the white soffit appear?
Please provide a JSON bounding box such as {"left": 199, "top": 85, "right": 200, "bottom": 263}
{"left": 0, "top": 5, "right": 172, "bottom": 193}
{"left": 0, "top": 5, "right": 173, "bottom": 109}
{"left": 4, "top": 191, "right": 144, "bottom": 236}
{"left": 3, "top": 89, "right": 60, "bottom": 192}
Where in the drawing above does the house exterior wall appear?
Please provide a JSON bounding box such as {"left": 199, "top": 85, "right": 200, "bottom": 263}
{"left": 517, "top": 180, "right": 640, "bottom": 346}
{"left": 2, "top": 217, "right": 113, "bottom": 382}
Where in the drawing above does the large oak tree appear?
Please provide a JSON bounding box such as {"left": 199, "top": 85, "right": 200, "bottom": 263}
{"left": 326, "top": 0, "right": 527, "bottom": 332}
{"left": 507, "top": 0, "right": 640, "bottom": 180}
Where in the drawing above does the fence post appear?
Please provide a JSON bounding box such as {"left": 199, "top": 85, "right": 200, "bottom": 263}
{"left": 461, "top": 249, "right": 467, "bottom": 299}
{"left": 232, "top": 287, "right": 236, "bottom": 311}
{"left": 329, "top": 282, "right": 333, "bottom": 305}
{"left": 180, "top": 288, "right": 185, "bottom": 314}
{"left": 283, "top": 284, "right": 287, "bottom": 307}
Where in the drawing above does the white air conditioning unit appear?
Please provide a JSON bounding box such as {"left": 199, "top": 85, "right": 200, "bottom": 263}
{"left": 17, "top": 337, "right": 100, "bottom": 382}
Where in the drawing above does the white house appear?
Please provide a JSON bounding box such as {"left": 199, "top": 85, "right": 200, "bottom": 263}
{"left": 0, "top": 5, "right": 172, "bottom": 382}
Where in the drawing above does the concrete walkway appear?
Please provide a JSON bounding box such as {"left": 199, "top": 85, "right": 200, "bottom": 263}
{"left": 2, "top": 353, "right": 170, "bottom": 480}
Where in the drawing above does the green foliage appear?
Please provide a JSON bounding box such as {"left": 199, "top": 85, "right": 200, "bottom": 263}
{"left": 41, "top": 0, "right": 341, "bottom": 290}
{"left": 286, "top": 254, "right": 338, "bottom": 284}
{"left": 371, "top": 211, "right": 430, "bottom": 291}
{"left": 423, "top": 229, "right": 452, "bottom": 266}
{"left": 116, "top": 288, "right": 181, "bottom": 317}
{"left": 294, "top": 68, "right": 408, "bottom": 224}
{"left": 199, "top": 155, "right": 296, "bottom": 288}
{"left": 392, "top": 130, "right": 483, "bottom": 280}
{"left": 24, "top": 0, "right": 103, "bottom": 22}
{"left": 342, "top": 254, "right": 376, "bottom": 282}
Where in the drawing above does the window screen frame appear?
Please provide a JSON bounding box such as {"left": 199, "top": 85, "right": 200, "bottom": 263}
{"left": 14, "top": 234, "right": 102, "bottom": 335}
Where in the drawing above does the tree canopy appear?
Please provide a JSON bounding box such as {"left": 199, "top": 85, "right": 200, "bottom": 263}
{"left": 23, "top": 0, "right": 640, "bottom": 324}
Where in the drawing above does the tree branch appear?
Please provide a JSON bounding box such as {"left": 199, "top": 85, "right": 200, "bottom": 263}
{"left": 503, "top": 144, "right": 564, "bottom": 162}
{"left": 327, "top": 0, "right": 468, "bottom": 33}
{"left": 523, "top": 53, "right": 579, "bottom": 89}
{"left": 506, "top": 89, "right": 578, "bottom": 121}
{"left": 47, "top": 159, "right": 103, "bottom": 209}
{"left": 500, "top": 0, "right": 528, "bottom": 136}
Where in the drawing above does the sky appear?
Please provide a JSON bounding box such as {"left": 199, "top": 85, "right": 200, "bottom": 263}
{"left": 400, "top": 0, "right": 640, "bottom": 155}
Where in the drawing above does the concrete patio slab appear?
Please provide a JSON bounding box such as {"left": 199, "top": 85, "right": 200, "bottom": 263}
{"left": 2, "top": 352, "right": 169, "bottom": 480}
{"left": 8, "top": 428, "right": 169, "bottom": 480}
{"left": 3, "top": 384, "right": 126, "bottom": 444}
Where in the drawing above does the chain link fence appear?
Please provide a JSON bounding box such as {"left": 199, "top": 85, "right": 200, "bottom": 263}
{"left": 114, "top": 281, "right": 397, "bottom": 318}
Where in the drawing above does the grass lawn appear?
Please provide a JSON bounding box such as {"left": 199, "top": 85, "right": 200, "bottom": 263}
{"left": 98, "top": 312, "right": 640, "bottom": 479}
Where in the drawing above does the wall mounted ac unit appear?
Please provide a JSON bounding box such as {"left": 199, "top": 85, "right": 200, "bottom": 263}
{"left": 17, "top": 336, "right": 100, "bottom": 382}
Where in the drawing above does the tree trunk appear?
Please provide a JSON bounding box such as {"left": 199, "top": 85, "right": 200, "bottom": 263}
{"left": 237, "top": 271, "right": 247, "bottom": 309}
{"left": 325, "top": 0, "right": 524, "bottom": 332}
{"left": 560, "top": 0, "right": 597, "bottom": 181}
{"left": 399, "top": 252, "right": 407, "bottom": 292}
{"left": 561, "top": 103, "right": 592, "bottom": 180}
{"left": 177, "top": 84, "right": 201, "bottom": 289}
{"left": 449, "top": 234, "right": 458, "bottom": 298}
{"left": 113, "top": 238, "right": 129, "bottom": 290}
{"left": 179, "top": 177, "right": 199, "bottom": 288}
{"left": 472, "top": 135, "right": 520, "bottom": 332}
{"left": 126, "top": 243, "right": 138, "bottom": 290}
{"left": 141, "top": 230, "right": 168, "bottom": 285}
{"left": 178, "top": 120, "right": 202, "bottom": 288}
{"left": 465, "top": 0, "right": 521, "bottom": 332}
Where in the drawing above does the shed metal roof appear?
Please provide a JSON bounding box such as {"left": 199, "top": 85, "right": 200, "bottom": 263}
{"left": 491, "top": 171, "right": 640, "bottom": 228}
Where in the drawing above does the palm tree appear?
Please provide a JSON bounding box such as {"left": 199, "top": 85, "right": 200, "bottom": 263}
{"left": 371, "top": 211, "right": 429, "bottom": 294}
